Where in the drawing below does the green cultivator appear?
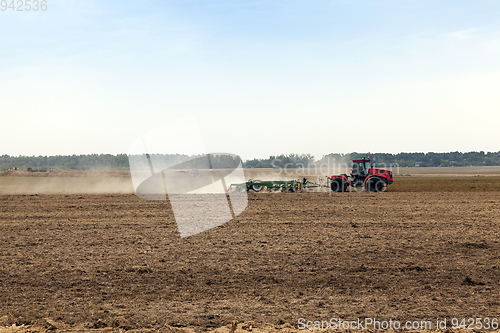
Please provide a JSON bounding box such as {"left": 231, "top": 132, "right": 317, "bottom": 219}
{"left": 230, "top": 178, "right": 322, "bottom": 193}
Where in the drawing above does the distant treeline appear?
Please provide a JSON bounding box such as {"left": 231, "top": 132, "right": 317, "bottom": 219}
{"left": 317, "top": 152, "right": 500, "bottom": 168}
{"left": 244, "top": 154, "right": 315, "bottom": 168}
{"left": 238, "top": 151, "right": 500, "bottom": 168}
{"left": 248, "top": 152, "right": 500, "bottom": 168}
{"left": 0, "top": 153, "right": 241, "bottom": 171}
{"left": 1, "top": 151, "right": 500, "bottom": 171}
{"left": 0, "top": 154, "right": 130, "bottom": 171}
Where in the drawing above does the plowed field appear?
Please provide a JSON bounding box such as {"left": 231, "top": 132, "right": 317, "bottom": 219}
{"left": 2, "top": 176, "right": 500, "bottom": 331}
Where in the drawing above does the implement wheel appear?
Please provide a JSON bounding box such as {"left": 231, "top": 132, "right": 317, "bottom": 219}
{"left": 251, "top": 181, "right": 263, "bottom": 192}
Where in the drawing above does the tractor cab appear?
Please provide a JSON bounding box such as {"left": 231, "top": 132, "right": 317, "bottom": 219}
{"left": 351, "top": 158, "right": 371, "bottom": 178}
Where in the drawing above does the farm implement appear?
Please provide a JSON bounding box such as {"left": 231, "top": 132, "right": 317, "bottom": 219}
{"left": 231, "top": 157, "right": 394, "bottom": 193}
{"left": 230, "top": 178, "right": 321, "bottom": 193}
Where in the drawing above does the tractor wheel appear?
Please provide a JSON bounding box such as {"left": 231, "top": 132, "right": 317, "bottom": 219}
{"left": 251, "top": 181, "right": 263, "bottom": 192}
{"left": 366, "top": 177, "right": 386, "bottom": 192}
{"left": 292, "top": 183, "right": 303, "bottom": 193}
{"left": 330, "top": 179, "right": 346, "bottom": 192}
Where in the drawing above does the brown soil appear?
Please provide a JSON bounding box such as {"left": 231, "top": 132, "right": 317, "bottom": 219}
{"left": 1, "top": 187, "right": 500, "bottom": 332}
{"left": 390, "top": 176, "right": 500, "bottom": 192}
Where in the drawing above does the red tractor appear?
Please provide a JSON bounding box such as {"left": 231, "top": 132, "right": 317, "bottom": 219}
{"left": 330, "top": 157, "right": 393, "bottom": 192}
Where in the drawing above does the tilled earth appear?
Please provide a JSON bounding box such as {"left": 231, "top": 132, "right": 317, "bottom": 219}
{"left": 1, "top": 190, "right": 500, "bottom": 331}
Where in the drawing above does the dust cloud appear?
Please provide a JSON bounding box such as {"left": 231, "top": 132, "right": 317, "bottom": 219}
{"left": 0, "top": 177, "right": 134, "bottom": 195}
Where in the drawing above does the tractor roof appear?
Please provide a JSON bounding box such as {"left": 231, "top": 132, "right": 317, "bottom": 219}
{"left": 353, "top": 157, "right": 370, "bottom": 162}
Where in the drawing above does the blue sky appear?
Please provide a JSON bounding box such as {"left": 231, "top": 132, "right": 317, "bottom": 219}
{"left": 1, "top": 0, "right": 500, "bottom": 160}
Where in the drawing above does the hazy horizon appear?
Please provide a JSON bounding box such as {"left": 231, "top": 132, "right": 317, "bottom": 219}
{"left": 1, "top": 149, "right": 500, "bottom": 158}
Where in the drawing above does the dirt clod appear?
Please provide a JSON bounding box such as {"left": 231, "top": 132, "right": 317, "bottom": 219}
{"left": 462, "top": 276, "right": 485, "bottom": 286}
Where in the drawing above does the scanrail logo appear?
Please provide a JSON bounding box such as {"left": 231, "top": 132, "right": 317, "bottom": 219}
{"left": 127, "top": 117, "right": 247, "bottom": 237}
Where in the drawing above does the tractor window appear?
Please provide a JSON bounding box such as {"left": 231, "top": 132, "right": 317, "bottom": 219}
{"left": 358, "top": 162, "right": 365, "bottom": 174}
{"left": 352, "top": 162, "right": 364, "bottom": 175}
{"left": 352, "top": 160, "right": 370, "bottom": 176}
